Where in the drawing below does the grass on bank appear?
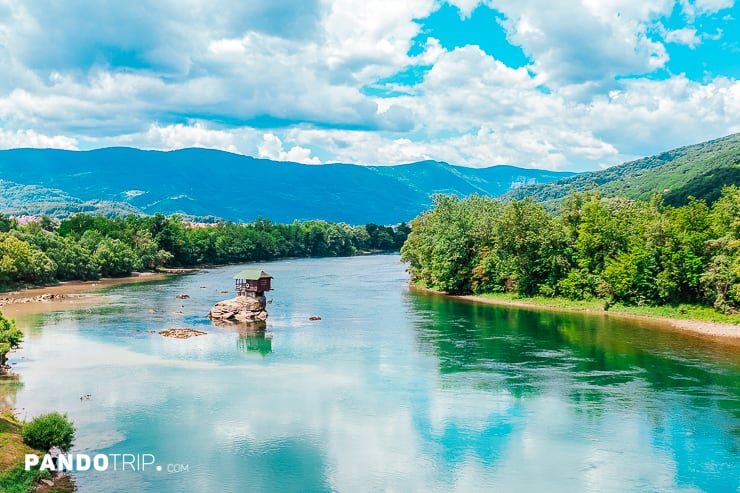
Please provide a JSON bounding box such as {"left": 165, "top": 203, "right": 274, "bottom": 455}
{"left": 0, "top": 413, "right": 65, "bottom": 493}
{"left": 472, "top": 292, "right": 740, "bottom": 325}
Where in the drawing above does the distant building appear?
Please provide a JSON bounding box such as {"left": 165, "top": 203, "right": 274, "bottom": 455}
{"left": 12, "top": 215, "right": 40, "bottom": 226}
{"left": 233, "top": 270, "right": 273, "bottom": 296}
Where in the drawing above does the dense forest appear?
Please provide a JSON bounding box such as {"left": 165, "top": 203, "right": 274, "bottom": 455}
{"left": 401, "top": 187, "right": 740, "bottom": 313}
{"left": 0, "top": 213, "right": 409, "bottom": 288}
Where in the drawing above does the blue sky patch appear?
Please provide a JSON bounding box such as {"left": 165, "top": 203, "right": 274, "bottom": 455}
{"left": 655, "top": 2, "right": 739, "bottom": 80}
{"left": 410, "top": 3, "right": 530, "bottom": 68}
{"left": 362, "top": 65, "right": 433, "bottom": 97}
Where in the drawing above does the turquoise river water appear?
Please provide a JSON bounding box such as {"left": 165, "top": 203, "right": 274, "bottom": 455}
{"left": 3, "top": 254, "right": 739, "bottom": 492}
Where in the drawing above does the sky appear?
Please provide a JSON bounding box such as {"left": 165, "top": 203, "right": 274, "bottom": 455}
{"left": 0, "top": 0, "right": 737, "bottom": 171}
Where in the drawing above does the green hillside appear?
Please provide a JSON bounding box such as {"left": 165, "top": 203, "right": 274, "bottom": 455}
{"left": 502, "top": 133, "right": 740, "bottom": 206}
{"left": 0, "top": 179, "right": 142, "bottom": 217}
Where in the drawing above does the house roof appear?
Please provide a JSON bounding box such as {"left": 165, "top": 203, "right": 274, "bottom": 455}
{"left": 233, "top": 269, "right": 273, "bottom": 280}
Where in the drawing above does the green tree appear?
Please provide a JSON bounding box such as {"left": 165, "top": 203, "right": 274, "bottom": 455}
{"left": 495, "top": 198, "right": 564, "bottom": 295}
{"left": 0, "top": 214, "right": 15, "bottom": 233}
{"left": 0, "top": 235, "right": 56, "bottom": 284}
{"left": 22, "top": 412, "right": 75, "bottom": 452}
{"left": 131, "top": 229, "right": 173, "bottom": 270}
{"left": 0, "top": 309, "right": 23, "bottom": 364}
{"left": 93, "top": 238, "right": 136, "bottom": 277}
{"left": 402, "top": 195, "right": 498, "bottom": 294}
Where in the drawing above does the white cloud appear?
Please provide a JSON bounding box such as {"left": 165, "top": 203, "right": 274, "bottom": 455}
{"left": 283, "top": 124, "right": 619, "bottom": 171}
{"left": 258, "top": 132, "right": 321, "bottom": 164}
{"left": 0, "top": 128, "right": 78, "bottom": 149}
{"left": 661, "top": 26, "right": 703, "bottom": 47}
{"left": 489, "top": 0, "right": 672, "bottom": 89}
{"left": 279, "top": 40, "right": 737, "bottom": 171}
{"left": 694, "top": 0, "right": 734, "bottom": 11}
{"left": 445, "top": 0, "right": 483, "bottom": 18}
{"left": 0, "top": 0, "right": 428, "bottom": 138}
{"left": 141, "top": 123, "right": 240, "bottom": 153}
{"left": 321, "top": 0, "right": 434, "bottom": 83}
{"left": 89, "top": 122, "right": 268, "bottom": 156}
{"left": 586, "top": 75, "right": 740, "bottom": 156}
{"left": 0, "top": 0, "right": 736, "bottom": 172}
{"left": 680, "top": 0, "right": 735, "bottom": 19}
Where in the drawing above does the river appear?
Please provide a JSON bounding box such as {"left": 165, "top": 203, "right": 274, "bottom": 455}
{"left": 4, "top": 254, "right": 739, "bottom": 492}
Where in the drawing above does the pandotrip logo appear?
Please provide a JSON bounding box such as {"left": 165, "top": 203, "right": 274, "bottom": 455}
{"left": 25, "top": 453, "right": 190, "bottom": 473}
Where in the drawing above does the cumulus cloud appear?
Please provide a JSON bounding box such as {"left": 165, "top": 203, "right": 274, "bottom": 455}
{"left": 139, "top": 123, "right": 239, "bottom": 153}
{"left": 0, "top": 0, "right": 737, "bottom": 171}
{"left": 661, "top": 26, "right": 703, "bottom": 47}
{"left": 680, "top": 0, "right": 735, "bottom": 18}
{"left": 92, "top": 122, "right": 271, "bottom": 156}
{"left": 0, "top": 0, "right": 428, "bottom": 137}
{"left": 489, "top": 0, "right": 672, "bottom": 90}
{"left": 279, "top": 34, "right": 737, "bottom": 171}
{"left": 587, "top": 75, "right": 740, "bottom": 155}
{"left": 445, "top": 0, "right": 484, "bottom": 18}
{"left": 258, "top": 132, "right": 321, "bottom": 164}
{"left": 0, "top": 129, "right": 78, "bottom": 149}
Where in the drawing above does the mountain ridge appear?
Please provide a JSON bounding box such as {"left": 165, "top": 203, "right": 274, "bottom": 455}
{"left": 0, "top": 148, "right": 573, "bottom": 224}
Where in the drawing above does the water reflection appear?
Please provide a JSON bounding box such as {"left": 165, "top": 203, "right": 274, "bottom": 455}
{"left": 0, "top": 373, "right": 23, "bottom": 411}
{"left": 238, "top": 330, "right": 273, "bottom": 357}
{"left": 236, "top": 324, "right": 273, "bottom": 357}
{"left": 408, "top": 290, "right": 740, "bottom": 395}
{"left": 407, "top": 290, "right": 740, "bottom": 492}
{"left": 208, "top": 318, "right": 274, "bottom": 357}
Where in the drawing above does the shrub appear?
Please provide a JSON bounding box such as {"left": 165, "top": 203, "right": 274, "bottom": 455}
{"left": 22, "top": 412, "right": 75, "bottom": 451}
{"left": 557, "top": 269, "right": 599, "bottom": 300}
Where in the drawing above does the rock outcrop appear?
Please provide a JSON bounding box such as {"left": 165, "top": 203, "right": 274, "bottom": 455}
{"left": 208, "top": 294, "right": 268, "bottom": 323}
{"left": 159, "top": 328, "right": 207, "bottom": 339}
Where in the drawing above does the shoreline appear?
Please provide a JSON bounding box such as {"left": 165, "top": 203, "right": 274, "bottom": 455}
{"left": 409, "top": 284, "right": 740, "bottom": 344}
{"left": 0, "top": 272, "right": 174, "bottom": 317}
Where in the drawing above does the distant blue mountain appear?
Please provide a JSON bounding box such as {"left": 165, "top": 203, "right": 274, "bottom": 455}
{"left": 0, "top": 147, "right": 574, "bottom": 224}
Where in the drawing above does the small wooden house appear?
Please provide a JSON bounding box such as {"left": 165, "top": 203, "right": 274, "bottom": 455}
{"left": 234, "top": 270, "right": 273, "bottom": 296}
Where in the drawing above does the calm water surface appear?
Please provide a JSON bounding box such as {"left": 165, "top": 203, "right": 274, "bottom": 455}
{"left": 4, "top": 255, "right": 739, "bottom": 492}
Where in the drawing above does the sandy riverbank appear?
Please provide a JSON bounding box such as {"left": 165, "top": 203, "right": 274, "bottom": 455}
{"left": 0, "top": 272, "right": 171, "bottom": 317}
{"left": 410, "top": 284, "right": 740, "bottom": 344}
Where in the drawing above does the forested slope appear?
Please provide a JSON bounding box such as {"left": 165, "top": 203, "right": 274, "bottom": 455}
{"left": 503, "top": 133, "right": 740, "bottom": 207}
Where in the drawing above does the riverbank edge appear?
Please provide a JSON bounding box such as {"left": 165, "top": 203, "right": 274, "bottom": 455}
{"left": 0, "top": 271, "right": 187, "bottom": 316}
{"left": 409, "top": 283, "right": 740, "bottom": 343}
{"left": 0, "top": 414, "right": 74, "bottom": 492}
{"left": 1, "top": 268, "right": 192, "bottom": 296}
{"left": 0, "top": 272, "right": 184, "bottom": 491}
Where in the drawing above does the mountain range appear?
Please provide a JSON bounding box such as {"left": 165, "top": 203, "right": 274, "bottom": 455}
{"left": 0, "top": 148, "right": 572, "bottom": 224}
{"left": 2, "top": 133, "right": 737, "bottom": 225}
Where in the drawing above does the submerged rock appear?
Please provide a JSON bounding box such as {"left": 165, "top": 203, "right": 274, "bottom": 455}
{"left": 208, "top": 294, "right": 268, "bottom": 323}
